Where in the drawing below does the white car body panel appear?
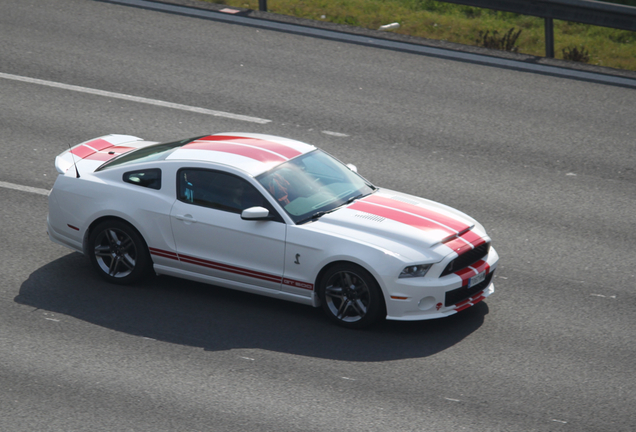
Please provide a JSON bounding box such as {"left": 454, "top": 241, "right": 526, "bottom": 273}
{"left": 48, "top": 132, "right": 499, "bottom": 324}
{"left": 169, "top": 199, "right": 287, "bottom": 292}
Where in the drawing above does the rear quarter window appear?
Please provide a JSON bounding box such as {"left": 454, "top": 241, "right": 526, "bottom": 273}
{"left": 123, "top": 169, "right": 162, "bottom": 190}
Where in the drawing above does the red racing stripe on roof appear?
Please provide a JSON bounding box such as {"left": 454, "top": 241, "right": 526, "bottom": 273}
{"left": 361, "top": 195, "right": 471, "bottom": 233}
{"left": 200, "top": 135, "right": 302, "bottom": 159}
{"left": 183, "top": 140, "right": 288, "bottom": 164}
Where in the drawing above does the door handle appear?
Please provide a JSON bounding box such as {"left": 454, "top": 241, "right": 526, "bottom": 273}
{"left": 175, "top": 214, "right": 197, "bottom": 223}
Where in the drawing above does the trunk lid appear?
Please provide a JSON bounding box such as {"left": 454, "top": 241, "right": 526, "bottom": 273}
{"left": 55, "top": 135, "right": 155, "bottom": 175}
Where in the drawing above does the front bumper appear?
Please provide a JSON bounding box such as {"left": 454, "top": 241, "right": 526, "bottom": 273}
{"left": 384, "top": 246, "right": 499, "bottom": 321}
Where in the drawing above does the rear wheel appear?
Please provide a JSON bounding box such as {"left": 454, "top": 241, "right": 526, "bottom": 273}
{"left": 88, "top": 220, "right": 151, "bottom": 285}
{"left": 319, "top": 264, "right": 385, "bottom": 329}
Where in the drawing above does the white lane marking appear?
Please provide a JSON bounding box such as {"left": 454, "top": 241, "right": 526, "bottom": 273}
{"left": 0, "top": 72, "right": 271, "bottom": 124}
{"left": 0, "top": 181, "right": 50, "bottom": 196}
{"left": 341, "top": 377, "right": 355, "bottom": 380}
{"left": 591, "top": 293, "right": 617, "bottom": 299}
{"left": 322, "top": 130, "right": 349, "bottom": 137}
{"left": 45, "top": 318, "right": 60, "bottom": 322}
{"left": 239, "top": 356, "right": 255, "bottom": 361}
{"left": 552, "top": 419, "right": 568, "bottom": 424}
{"left": 444, "top": 398, "right": 460, "bottom": 402}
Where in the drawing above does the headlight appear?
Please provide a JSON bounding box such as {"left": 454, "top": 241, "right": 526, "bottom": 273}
{"left": 399, "top": 264, "right": 432, "bottom": 278}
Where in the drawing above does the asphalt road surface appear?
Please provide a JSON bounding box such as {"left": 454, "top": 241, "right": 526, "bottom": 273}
{"left": 1, "top": 0, "right": 635, "bottom": 431}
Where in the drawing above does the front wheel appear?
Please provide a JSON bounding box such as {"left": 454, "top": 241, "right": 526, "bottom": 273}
{"left": 88, "top": 220, "right": 151, "bottom": 285}
{"left": 318, "top": 264, "right": 385, "bottom": 329}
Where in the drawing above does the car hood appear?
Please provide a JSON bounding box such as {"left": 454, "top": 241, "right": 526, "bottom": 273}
{"left": 306, "top": 189, "right": 478, "bottom": 262}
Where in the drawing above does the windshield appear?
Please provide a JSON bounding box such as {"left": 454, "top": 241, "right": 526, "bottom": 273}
{"left": 257, "top": 150, "right": 375, "bottom": 224}
{"left": 96, "top": 136, "right": 203, "bottom": 171}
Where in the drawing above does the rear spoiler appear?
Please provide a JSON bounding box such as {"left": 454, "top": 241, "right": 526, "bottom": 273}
{"left": 55, "top": 134, "right": 144, "bottom": 175}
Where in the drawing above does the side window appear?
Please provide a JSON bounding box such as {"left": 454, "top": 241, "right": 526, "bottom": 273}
{"left": 123, "top": 169, "right": 161, "bottom": 190}
{"left": 177, "top": 168, "right": 278, "bottom": 217}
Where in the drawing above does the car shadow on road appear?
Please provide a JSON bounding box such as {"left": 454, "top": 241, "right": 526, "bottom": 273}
{"left": 16, "top": 253, "right": 489, "bottom": 362}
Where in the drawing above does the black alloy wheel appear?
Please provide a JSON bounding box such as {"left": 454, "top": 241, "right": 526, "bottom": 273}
{"left": 88, "top": 220, "right": 151, "bottom": 285}
{"left": 319, "top": 263, "right": 385, "bottom": 329}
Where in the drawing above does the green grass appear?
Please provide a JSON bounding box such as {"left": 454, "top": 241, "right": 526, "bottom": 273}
{"left": 209, "top": 0, "right": 636, "bottom": 71}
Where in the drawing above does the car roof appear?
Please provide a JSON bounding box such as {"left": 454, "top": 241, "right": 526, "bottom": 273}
{"left": 165, "top": 132, "right": 316, "bottom": 177}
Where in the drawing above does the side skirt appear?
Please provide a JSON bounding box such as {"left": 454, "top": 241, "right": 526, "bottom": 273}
{"left": 153, "top": 264, "right": 317, "bottom": 307}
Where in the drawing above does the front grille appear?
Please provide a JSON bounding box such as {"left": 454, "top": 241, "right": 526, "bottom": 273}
{"left": 444, "top": 271, "right": 494, "bottom": 307}
{"left": 441, "top": 242, "right": 490, "bottom": 277}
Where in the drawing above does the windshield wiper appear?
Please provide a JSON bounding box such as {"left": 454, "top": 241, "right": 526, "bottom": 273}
{"left": 296, "top": 191, "right": 376, "bottom": 225}
{"left": 296, "top": 211, "right": 331, "bottom": 225}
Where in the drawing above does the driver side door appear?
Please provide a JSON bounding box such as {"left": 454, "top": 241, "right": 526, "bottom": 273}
{"left": 170, "top": 168, "right": 286, "bottom": 291}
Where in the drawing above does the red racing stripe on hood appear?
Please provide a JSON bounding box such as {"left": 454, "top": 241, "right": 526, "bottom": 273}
{"left": 349, "top": 200, "right": 457, "bottom": 236}
{"left": 348, "top": 195, "right": 471, "bottom": 236}
{"left": 443, "top": 229, "right": 487, "bottom": 254}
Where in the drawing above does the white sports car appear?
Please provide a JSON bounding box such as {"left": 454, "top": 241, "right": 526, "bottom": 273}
{"left": 48, "top": 133, "right": 498, "bottom": 328}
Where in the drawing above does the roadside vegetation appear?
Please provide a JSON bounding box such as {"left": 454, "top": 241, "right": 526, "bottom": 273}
{"left": 209, "top": 0, "right": 636, "bottom": 71}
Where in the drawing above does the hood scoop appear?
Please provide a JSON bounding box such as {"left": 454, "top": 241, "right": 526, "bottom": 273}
{"left": 354, "top": 212, "right": 386, "bottom": 223}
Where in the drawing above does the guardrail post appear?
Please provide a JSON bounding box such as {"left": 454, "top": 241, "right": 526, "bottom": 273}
{"left": 545, "top": 17, "right": 555, "bottom": 58}
{"left": 259, "top": 0, "right": 267, "bottom": 11}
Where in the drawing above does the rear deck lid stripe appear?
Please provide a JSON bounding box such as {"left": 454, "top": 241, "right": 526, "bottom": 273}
{"left": 70, "top": 138, "right": 120, "bottom": 159}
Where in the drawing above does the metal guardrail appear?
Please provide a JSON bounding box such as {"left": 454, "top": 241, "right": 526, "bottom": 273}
{"left": 257, "top": 0, "right": 636, "bottom": 58}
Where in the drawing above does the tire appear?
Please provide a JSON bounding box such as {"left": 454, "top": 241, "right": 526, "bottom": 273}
{"left": 88, "top": 220, "right": 152, "bottom": 285}
{"left": 318, "top": 263, "right": 385, "bottom": 329}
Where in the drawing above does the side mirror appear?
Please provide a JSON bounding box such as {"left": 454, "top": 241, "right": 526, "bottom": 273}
{"left": 346, "top": 163, "right": 358, "bottom": 173}
{"left": 241, "top": 206, "right": 271, "bottom": 220}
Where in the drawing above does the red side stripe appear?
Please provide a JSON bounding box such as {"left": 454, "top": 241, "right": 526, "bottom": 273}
{"left": 149, "top": 247, "right": 179, "bottom": 260}
{"left": 361, "top": 195, "right": 471, "bottom": 233}
{"left": 149, "top": 248, "right": 313, "bottom": 289}
{"left": 201, "top": 135, "right": 302, "bottom": 159}
{"left": 179, "top": 254, "right": 282, "bottom": 284}
{"left": 183, "top": 140, "right": 287, "bottom": 164}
